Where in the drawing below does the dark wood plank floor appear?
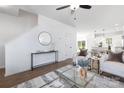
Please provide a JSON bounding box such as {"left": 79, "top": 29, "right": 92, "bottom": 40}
{"left": 0, "top": 68, "right": 5, "bottom": 79}
{"left": 0, "top": 58, "right": 73, "bottom": 88}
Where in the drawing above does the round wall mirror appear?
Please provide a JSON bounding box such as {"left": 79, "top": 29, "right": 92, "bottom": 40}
{"left": 38, "top": 31, "right": 52, "bottom": 46}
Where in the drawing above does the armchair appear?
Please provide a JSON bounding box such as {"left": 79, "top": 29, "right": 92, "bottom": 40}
{"left": 73, "top": 49, "right": 91, "bottom": 79}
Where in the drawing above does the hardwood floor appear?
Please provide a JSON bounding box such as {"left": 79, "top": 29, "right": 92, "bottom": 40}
{"left": 0, "top": 58, "right": 73, "bottom": 88}
{"left": 0, "top": 68, "right": 5, "bottom": 78}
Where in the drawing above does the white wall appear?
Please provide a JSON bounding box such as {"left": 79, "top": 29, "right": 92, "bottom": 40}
{"left": 86, "top": 33, "right": 95, "bottom": 51}
{"left": 5, "top": 15, "right": 76, "bottom": 76}
{"left": 0, "top": 10, "right": 38, "bottom": 68}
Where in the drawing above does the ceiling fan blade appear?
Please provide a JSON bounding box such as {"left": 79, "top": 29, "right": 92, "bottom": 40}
{"left": 56, "top": 5, "right": 70, "bottom": 10}
{"left": 79, "top": 5, "right": 92, "bottom": 9}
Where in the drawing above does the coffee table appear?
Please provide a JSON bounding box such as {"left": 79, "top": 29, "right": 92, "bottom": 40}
{"left": 56, "top": 65, "right": 96, "bottom": 88}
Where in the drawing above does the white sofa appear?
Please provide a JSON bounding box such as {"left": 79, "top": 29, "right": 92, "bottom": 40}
{"left": 100, "top": 53, "right": 124, "bottom": 78}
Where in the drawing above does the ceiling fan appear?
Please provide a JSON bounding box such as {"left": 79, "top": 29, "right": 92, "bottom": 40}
{"left": 56, "top": 5, "right": 92, "bottom": 10}
{"left": 56, "top": 5, "right": 92, "bottom": 20}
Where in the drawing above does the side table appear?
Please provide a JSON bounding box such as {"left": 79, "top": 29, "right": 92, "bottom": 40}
{"left": 90, "top": 57, "right": 100, "bottom": 74}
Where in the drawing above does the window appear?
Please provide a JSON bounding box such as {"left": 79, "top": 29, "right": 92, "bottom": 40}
{"left": 106, "top": 38, "right": 112, "bottom": 45}
{"left": 78, "top": 41, "right": 86, "bottom": 49}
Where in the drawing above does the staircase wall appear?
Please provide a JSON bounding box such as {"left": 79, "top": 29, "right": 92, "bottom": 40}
{"left": 5, "top": 15, "right": 77, "bottom": 76}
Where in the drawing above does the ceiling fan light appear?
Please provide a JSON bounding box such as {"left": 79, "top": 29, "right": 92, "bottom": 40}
{"left": 70, "top": 4, "right": 79, "bottom": 10}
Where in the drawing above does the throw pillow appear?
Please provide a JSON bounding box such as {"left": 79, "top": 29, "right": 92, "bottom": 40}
{"left": 107, "top": 51, "right": 123, "bottom": 62}
{"left": 78, "top": 49, "right": 87, "bottom": 56}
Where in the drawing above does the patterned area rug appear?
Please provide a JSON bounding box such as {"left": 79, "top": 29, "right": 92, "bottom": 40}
{"left": 13, "top": 65, "right": 124, "bottom": 88}
{"left": 86, "top": 75, "right": 124, "bottom": 88}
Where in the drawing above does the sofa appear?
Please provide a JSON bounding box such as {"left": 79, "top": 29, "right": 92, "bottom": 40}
{"left": 100, "top": 52, "right": 124, "bottom": 78}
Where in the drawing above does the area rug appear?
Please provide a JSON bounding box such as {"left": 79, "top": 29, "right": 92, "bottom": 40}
{"left": 13, "top": 65, "right": 74, "bottom": 88}
{"left": 13, "top": 65, "right": 124, "bottom": 88}
{"left": 86, "top": 75, "right": 124, "bottom": 88}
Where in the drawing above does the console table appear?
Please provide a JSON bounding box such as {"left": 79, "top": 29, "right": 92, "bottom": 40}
{"left": 31, "top": 50, "right": 58, "bottom": 70}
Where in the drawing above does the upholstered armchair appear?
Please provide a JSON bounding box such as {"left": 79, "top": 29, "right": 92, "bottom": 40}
{"left": 73, "top": 49, "right": 91, "bottom": 78}
{"left": 73, "top": 49, "right": 91, "bottom": 67}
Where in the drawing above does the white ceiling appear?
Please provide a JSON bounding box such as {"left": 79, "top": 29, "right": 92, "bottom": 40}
{"left": 2, "top": 5, "right": 124, "bottom": 33}
{"left": 0, "top": 6, "right": 19, "bottom": 16}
